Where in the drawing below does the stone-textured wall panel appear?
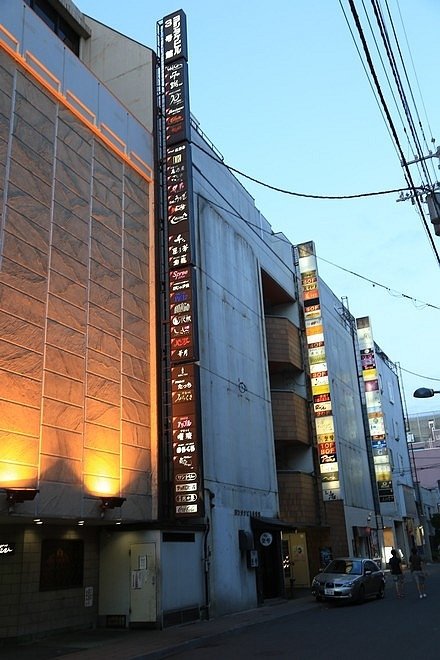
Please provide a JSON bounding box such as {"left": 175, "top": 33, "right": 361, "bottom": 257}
{"left": 95, "top": 142, "right": 123, "bottom": 178}
{"left": 88, "top": 326, "right": 121, "bottom": 357}
{"left": 122, "top": 420, "right": 149, "bottom": 448}
{"left": 0, "top": 341, "right": 42, "bottom": 379}
{"left": 12, "top": 117, "right": 53, "bottom": 164}
{"left": 123, "top": 290, "right": 148, "bottom": 319}
{"left": 91, "top": 199, "right": 121, "bottom": 236}
{"left": 124, "top": 197, "right": 147, "bottom": 225}
{"left": 41, "top": 426, "right": 83, "bottom": 460}
{"left": 124, "top": 214, "right": 147, "bottom": 244}
{"left": 92, "top": 179, "right": 122, "bottom": 216}
{"left": 0, "top": 369, "right": 41, "bottom": 407}
{"left": 11, "top": 136, "right": 53, "bottom": 182}
{"left": 85, "top": 398, "right": 120, "bottom": 430}
{"left": 15, "top": 75, "right": 56, "bottom": 124}
{"left": 91, "top": 218, "right": 122, "bottom": 257}
{"left": 124, "top": 233, "right": 148, "bottom": 264}
{"left": 54, "top": 180, "right": 91, "bottom": 222}
{"left": 0, "top": 284, "right": 45, "bottom": 326}
{"left": 40, "top": 454, "right": 82, "bottom": 484}
{"left": 47, "top": 295, "right": 87, "bottom": 333}
{"left": 84, "top": 422, "right": 120, "bottom": 453}
{"left": 0, "top": 399, "right": 40, "bottom": 436}
{"left": 89, "top": 259, "right": 120, "bottom": 292}
{"left": 123, "top": 310, "right": 148, "bottom": 341}
{"left": 122, "top": 354, "right": 149, "bottom": 382}
{"left": 52, "top": 203, "right": 89, "bottom": 242}
{"left": 88, "top": 303, "right": 120, "bottom": 337}
{"left": 2, "top": 231, "right": 48, "bottom": 279}
{"left": 7, "top": 184, "right": 50, "bottom": 223}
{"left": 89, "top": 281, "right": 121, "bottom": 316}
{"left": 0, "top": 311, "right": 43, "bottom": 349}
{"left": 5, "top": 206, "right": 49, "bottom": 252}
{"left": 0, "top": 462, "right": 38, "bottom": 487}
{"left": 87, "top": 373, "right": 120, "bottom": 405}
{"left": 56, "top": 140, "right": 91, "bottom": 183}
{"left": 93, "top": 159, "right": 123, "bottom": 198}
{"left": 123, "top": 272, "right": 147, "bottom": 301}
{"left": 87, "top": 349, "right": 120, "bottom": 381}
{"left": 45, "top": 345, "right": 85, "bottom": 380}
{"left": 42, "top": 399, "right": 84, "bottom": 433}
{"left": 0, "top": 257, "right": 47, "bottom": 301}
{"left": 90, "top": 237, "right": 122, "bottom": 274}
{"left": 121, "top": 397, "right": 149, "bottom": 426}
{"left": 49, "top": 272, "right": 86, "bottom": 309}
{"left": 9, "top": 159, "right": 52, "bottom": 207}
{"left": 46, "top": 319, "right": 85, "bottom": 356}
{"left": 124, "top": 171, "right": 148, "bottom": 206}
{"left": 0, "top": 59, "right": 13, "bottom": 107}
{"left": 0, "top": 113, "right": 9, "bottom": 146}
{"left": 122, "top": 444, "right": 149, "bottom": 471}
{"left": 122, "top": 374, "right": 148, "bottom": 405}
{"left": 58, "top": 108, "right": 93, "bottom": 148}
{"left": 44, "top": 372, "right": 84, "bottom": 407}
{"left": 55, "top": 159, "right": 91, "bottom": 200}
{"left": 122, "top": 332, "right": 148, "bottom": 361}
{"left": 123, "top": 251, "right": 148, "bottom": 281}
{"left": 121, "top": 468, "right": 150, "bottom": 496}
{"left": 50, "top": 247, "right": 88, "bottom": 282}
{"left": 0, "top": 433, "right": 39, "bottom": 463}
{"left": 83, "top": 449, "right": 120, "bottom": 479}
{"left": 51, "top": 224, "right": 89, "bottom": 265}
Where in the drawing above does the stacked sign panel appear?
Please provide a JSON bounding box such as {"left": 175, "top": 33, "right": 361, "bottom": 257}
{"left": 162, "top": 11, "right": 203, "bottom": 517}
{"left": 297, "top": 242, "right": 341, "bottom": 501}
{"left": 356, "top": 317, "right": 394, "bottom": 502}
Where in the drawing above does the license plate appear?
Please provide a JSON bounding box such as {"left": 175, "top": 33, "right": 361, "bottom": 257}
{"left": 325, "top": 588, "right": 334, "bottom": 596}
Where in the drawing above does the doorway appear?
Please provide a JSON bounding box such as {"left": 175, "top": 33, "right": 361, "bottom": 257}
{"left": 130, "top": 543, "right": 157, "bottom": 625}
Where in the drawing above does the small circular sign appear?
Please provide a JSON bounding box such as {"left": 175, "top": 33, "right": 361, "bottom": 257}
{"left": 260, "top": 532, "right": 273, "bottom": 547}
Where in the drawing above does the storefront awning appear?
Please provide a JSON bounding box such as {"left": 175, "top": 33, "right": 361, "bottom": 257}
{"left": 250, "top": 516, "right": 297, "bottom": 532}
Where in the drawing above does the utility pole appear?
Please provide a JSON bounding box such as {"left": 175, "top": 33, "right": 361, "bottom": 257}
{"left": 397, "top": 146, "right": 440, "bottom": 236}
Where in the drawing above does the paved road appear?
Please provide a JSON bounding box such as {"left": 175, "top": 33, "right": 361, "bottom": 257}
{"left": 2, "top": 565, "right": 439, "bottom": 660}
{"left": 170, "top": 564, "right": 440, "bottom": 660}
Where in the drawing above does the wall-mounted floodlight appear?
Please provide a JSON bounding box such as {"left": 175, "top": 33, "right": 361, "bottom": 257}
{"left": 413, "top": 388, "right": 440, "bottom": 399}
{"left": 99, "top": 496, "right": 126, "bottom": 518}
{"left": 5, "top": 488, "right": 39, "bottom": 514}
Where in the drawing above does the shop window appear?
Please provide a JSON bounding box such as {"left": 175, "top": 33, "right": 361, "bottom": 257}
{"left": 40, "top": 539, "right": 84, "bottom": 591}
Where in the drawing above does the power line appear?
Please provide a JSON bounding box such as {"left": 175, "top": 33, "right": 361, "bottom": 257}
{"left": 192, "top": 140, "right": 408, "bottom": 200}
{"left": 195, "top": 190, "right": 440, "bottom": 312}
{"left": 317, "top": 255, "right": 440, "bottom": 311}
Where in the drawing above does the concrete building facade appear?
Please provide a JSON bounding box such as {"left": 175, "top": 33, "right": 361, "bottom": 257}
{"left": 0, "top": 0, "right": 421, "bottom": 641}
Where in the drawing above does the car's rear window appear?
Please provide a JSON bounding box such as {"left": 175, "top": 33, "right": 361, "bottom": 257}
{"left": 324, "top": 560, "right": 362, "bottom": 575}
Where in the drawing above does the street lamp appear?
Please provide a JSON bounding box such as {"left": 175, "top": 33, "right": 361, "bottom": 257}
{"left": 413, "top": 388, "right": 440, "bottom": 398}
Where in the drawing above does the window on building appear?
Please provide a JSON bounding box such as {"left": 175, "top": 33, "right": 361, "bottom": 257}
{"left": 40, "top": 539, "right": 84, "bottom": 591}
{"left": 24, "top": 0, "right": 80, "bottom": 55}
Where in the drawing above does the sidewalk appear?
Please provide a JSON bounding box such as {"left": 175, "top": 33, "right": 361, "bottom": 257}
{"left": 1, "top": 591, "right": 317, "bottom": 660}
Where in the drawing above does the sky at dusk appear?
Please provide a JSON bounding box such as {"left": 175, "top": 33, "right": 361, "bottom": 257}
{"left": 76, "top": 0, "right": 440, "bottom": 415}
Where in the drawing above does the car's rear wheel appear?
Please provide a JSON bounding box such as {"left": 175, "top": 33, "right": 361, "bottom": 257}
{"left": 357, "top": 585, "right": 365, "bottom": 604}
{"left": 376, "top": 583, "right": 385, "bottom": 599}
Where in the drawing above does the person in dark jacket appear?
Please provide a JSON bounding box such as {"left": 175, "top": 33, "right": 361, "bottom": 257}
{"left": 388, "top": 548, "right": 405, "bottom": 597}
{"left": 409, "top": 548, "right": 427, "bottom": 599}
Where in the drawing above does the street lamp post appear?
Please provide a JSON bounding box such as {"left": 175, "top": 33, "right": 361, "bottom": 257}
{"left": 411, "top": 386, "right": 439, "bottom": 560}
{"left": 413, "top": 388, "right": 440, "bottom": 398}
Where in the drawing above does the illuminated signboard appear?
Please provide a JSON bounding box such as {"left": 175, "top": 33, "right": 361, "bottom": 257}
{"left": 0, "top": 543, "right": 15, "bottom": 555}
{"left": 161, "top": 10, "right": 203, "bottom": 517}
{"left": 356, "top": 317, "right": 394, "bottom": 502}
{"left": 297, "top": 242, "right": 341, "bottom": 501}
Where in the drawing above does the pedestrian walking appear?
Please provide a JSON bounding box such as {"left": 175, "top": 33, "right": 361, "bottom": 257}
{"left": 388, "top": 548, "right": 405, "bottom": 598}
{"left": 409, "top": 548, "right": 427, "bottom": 599}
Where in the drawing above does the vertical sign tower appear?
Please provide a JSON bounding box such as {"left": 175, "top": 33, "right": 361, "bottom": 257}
{"left": 356, "top": 317, "right": 394, "bottom": 503}
{"left": 297, "top": 242, "right": 342, "bottom": 502}
{"left": 158, "top": 11, "right": 203, "bottom": 518}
